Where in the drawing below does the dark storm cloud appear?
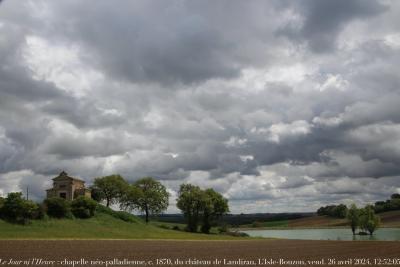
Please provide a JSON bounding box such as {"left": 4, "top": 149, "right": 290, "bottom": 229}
{"left": 278, "top": 0, "right": 387, "bottom": 52}
{"left": 43, "top": 1, "right": 273, "bottom": 85}
{"left": 0, "top": 0, "right": 400, "bottom": 211}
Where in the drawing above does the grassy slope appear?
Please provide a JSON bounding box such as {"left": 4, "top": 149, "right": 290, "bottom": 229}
{"left": 0, "top": 211, "right": 239, "bottom": 240}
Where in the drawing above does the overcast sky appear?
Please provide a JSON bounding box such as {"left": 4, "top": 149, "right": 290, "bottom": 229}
{"left": 1, "top": 0, "right": 400, "bottom": 213}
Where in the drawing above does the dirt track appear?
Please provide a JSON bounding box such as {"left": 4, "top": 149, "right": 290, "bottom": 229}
{"left": 0, "top": 240, "right": 399, "bottom": 267}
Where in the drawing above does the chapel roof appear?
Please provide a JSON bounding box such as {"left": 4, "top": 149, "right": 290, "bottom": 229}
{"left": 52, "top": 171, "right": 85, "bottom": 183}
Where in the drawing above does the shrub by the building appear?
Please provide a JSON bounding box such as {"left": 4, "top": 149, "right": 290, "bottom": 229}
{"left": 44, "top": 197, "right": 71, "bottom": 218}
{"left": 71, "top": 196, "right": 97, "bottom": 218}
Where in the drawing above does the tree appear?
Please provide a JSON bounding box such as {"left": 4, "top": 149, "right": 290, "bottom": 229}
{"left": 71, "top": 197, "right": 97, "bottom": 218}
{"left": 93, "top": 174, "right": 128, "bottom": 207}
{"left": 334, "top": 204, "right": 348, "bottom": 218}
{"left": 176, "top": 184, "right": 230, "bottom": 234}
{"left": 201, "top": 189, "right": 229, "bottom": 234}
{"left": 317, "top": 204, "right": 347, "bottom": 218}
{"left": 359, "top": 205, "right": 380, "bottom": 235}
{"left": 391, "top": 193, "right": 400, "bottom": 199}
{"left": 44, "top": 197, "right": 71, "bottom": 218}
{"left": 1, "top": 192, "right": 39, "bottom": 224}
{"left": 346, "top": 204, "right": 360, "bottom": 235}
{"left": 120, "top": 177, "right": 169, "bottom": 223}
{"left": 89, "top": 185, "right": 105, "bottom": 203}
{"left": 176, "top": 184, "right": 205, "bottom": 232}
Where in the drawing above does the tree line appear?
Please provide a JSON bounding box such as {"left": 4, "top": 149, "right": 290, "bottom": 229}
{"left": 317, "top": 193, "right": 400, "bottom": 219}
{"left": 0, "top": 192, "right": 97, "bottom": 224}
{"left": 315, "top": 195, "right": 400, "bottom": 235}
{"left": 317, "top": 203, "right": 380, "bottom": 235}
{"left": 317, "top": 204, "right": 348, "bottom": 218}
{"left": 374, "top": 194, "right": 400, "bottom": 213}
{"left": 91, "top": 175, "right": 229, "bottom": 233}
{"left": 0, "top": 174, "right": 229, "bottom": 235}
{"left": 91, "top": 175, "right": 170, "bottom": 223}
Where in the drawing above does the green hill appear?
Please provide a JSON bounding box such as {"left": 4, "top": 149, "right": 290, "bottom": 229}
{"left": 236, "top": 210, "right": 400, "bottom": 229}
{"left": 287, "top": 210, "right": 400, "bottom": 228}
{"left": 0, "top": 206, "right": 239, "bottom": 240}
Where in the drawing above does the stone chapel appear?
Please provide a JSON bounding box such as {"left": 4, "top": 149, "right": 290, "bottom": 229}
{"left": 46, "top": 171, "right": 91, "bottom": 200}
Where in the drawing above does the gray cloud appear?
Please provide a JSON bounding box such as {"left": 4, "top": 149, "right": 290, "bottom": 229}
{"left": 0, "top": 0, "right": 400, "bottom": 212}
{"left": 40, "top": 0, "right": 285, "bottom": 85}
{"left": 278, "top": 0, "right": 387, "bottom": 52}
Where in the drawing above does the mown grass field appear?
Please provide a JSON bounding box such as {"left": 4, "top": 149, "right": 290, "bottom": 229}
{"left": 0, "top": 209, "right": 241, "bottom": 240}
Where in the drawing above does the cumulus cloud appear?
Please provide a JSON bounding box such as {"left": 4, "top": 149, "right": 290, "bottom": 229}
{"left": 0, "top": 0, "right": 399, "bottom": 212}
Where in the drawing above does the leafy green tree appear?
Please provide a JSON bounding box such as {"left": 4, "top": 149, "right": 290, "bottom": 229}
{"left": 44, "top": 197, "right": 71, "bottom": 218}
{"left": 346, "top": 204, "right": 360, "bottom": 235}
{"left": 89, "top": 185, "right": 105, "bottom": 203}
{"left": 119, "top": 184, "right": 142, "bottom": 214}
{"left": 176, "top": 184, "right": 205, "bottom": 232}
{"left": 93, "top": 174, "right": 128, "bottom": 207}
{"left": 71, "top": 196, "right": 97, "bottom": 218}
{"left": 317, "top": 204, "right": 347, "bottom": 218}
{"left": 120, "top": 177, "right": 169, "bottom": 223}
{"left": 334, "top": 204, "right": 348, "bottom": 218}
{"left": 201, "top": 189, "right": 229, "bottom": 234}
{"left": 359, "top": 205, "right": 380, "bottom": 235}
{"left": 391, "top": 193, "right": 400, "bottom": 199}
{"left": 176, "top": 184, "right": 229, "bottom": 234}
{"left": 1, "top": 192, "right": 39, "bottom": 224}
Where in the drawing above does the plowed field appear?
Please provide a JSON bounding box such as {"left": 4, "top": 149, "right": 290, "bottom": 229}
{"left": 0, "top": 240, "right": 399, "bottom": 267}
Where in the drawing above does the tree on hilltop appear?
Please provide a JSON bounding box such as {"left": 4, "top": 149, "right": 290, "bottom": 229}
{"left": 93, "top": 174, "right": 128, "bottom": 207}
{"left": 120, "top": 177, "right": 169, "bottom": 223}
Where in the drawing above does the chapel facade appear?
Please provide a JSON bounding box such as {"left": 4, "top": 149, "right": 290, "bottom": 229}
{"left": 46, "top": 171, "right": 91, "bottom": 200}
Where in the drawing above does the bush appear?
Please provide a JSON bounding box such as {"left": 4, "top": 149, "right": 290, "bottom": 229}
{"left": 71, "top": 197, "right": 97, "bottom": 218}
{"left": 44, "top": 197, "right": 71, "bottom": 218}
{"left": 172, "top": 225, "right": 181, "bottom": 231}
{"left": 0, "top": 192, "right": 39, "bottom": 224}
{"left": 218, "top": 224, "right": 228, "bottom": 233}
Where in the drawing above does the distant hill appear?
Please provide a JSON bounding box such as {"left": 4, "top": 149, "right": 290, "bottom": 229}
{"left": 153, "top": 212, "right": 314, "bottom": 226}
{"left": 224, "top": 210, "right": 400, "bottom": 229}
{"left": 285, "top": 210, "right": 400, "bottom": 228}
{"left": 377, "top": 210, "right": 400, "bottom": 227}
